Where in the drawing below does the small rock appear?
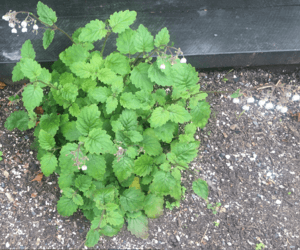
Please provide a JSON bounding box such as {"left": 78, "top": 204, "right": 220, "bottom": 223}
{"left": 275, "top": 200, "right": 282, "bottom": 205}
{"left": 225, "top": 155, "right": 230, "bottom": 159}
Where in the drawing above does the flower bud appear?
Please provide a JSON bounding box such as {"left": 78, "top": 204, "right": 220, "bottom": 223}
{"left": 292, "top": 94, "right": 300, "bottom": 101}
{"left": 21, "top": 21, "right": 27, "bottom": 27}
{"left": 9, "top": 22, "right": 15, "bottom": 28}
{"left": 160, "top": 64, "right": 165, "bottom": 69}
{"left": 281, "top": 106, "right": 288, "bottom": 113}
{"left": 233, "top": 98, "right": 240, "bottom": 104}
{"left": 258, "top": 99, "right": 266, "bottom": 106}
{"left": 247, "top": 97, "right": 254, "bottom": 103}
{"left": 180, "top": 58, "right": 187, "bottom": 63}
{"left": 2, "top": 15, "right": 10, "bottom": 21}
{"left": 33, "top": 24, "right": 39, "bottom": 30}
{"left": 11, "top": 28, "right": 17, "bottom": 33}
{"left": 22, "top": 27, "right": 28, "bottom": 33}
{"left": 82, "top": 165, "right": 87, "bottom": 171}
{"left": 265, "top": 102, "right": 274, "bottom": 109}
{"left": 242, "top": 105, "right": 250, "bottom": 111}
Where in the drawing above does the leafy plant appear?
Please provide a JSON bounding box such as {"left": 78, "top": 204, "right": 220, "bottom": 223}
{"left": 0, "top": 151, "right": 3, "bottom": 161}
{"left": 255, "top": 242, "right": 265, "bottom": 250}
{"left": 3, "top": 2, "right": 212, "bottom": 247}
{"left": 213, "top": 220, "right": 220, "bottom": 227}
{"left": 165, "top": 200, "right": 180, "bottom": 211}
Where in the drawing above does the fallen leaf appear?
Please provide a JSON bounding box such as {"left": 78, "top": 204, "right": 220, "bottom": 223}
{"left": 35, "top": 106, "right": 44, "bottom": 115}
{"left": 0, "top": 81, "right": 7, "bottom": 89}
{"left": 31, "top": 173, "right": 43, "bottom": 182}
{"left": 31, "top": 192, "right": 38, "bottom": 198}
{"left": 3, "top": 170, "right": 9, "bottom": 178}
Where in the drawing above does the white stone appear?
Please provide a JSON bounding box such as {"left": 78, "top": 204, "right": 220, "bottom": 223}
{"left": 275, "top": 200, "right": 282, "bottom": 205}
{"left": 225, "top": 155, "right": 230, "bottom": 159}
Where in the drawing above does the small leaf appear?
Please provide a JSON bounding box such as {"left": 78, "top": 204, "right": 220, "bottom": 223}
{"left": 37, "top": 1, "right": 57, "bottom": 26}
{"left": 43, "top": 29, "right": 55, "bottom": 49}
{"left": 127, "top": 213, "right": 149, "bottom": 239}
{"left": 192, "top": 178, "right": 209, "bottom": 200}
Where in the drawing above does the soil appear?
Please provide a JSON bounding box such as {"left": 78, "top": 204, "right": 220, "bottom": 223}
{"left": 0, "top": 63, "right": 300, "bottom": 249}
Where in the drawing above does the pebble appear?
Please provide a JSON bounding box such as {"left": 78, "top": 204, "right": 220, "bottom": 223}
{"left": 6, "top": 243, "right": 10, "bottom": 248}
{"left": 225, "top": 155, "right": 230, "bottom": 159}
{"left": 275, "top": 200, "right": 282, "bottom": 205}
{"left": 176, "top": 235, "right": 180, "bottom": 242}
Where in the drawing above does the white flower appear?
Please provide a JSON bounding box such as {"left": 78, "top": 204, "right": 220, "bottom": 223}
{"left": 233, "top": 98, "right": 240, "bottom": 104}
{"left": 258, "top": 99, "right": 266, "bottom": 106}
{"left": 276, "top": 104, "right": 283, "bottom": 110}
{"left": 60, "top": 190, "right": 63, "bottom": 193}
{"left": 242, "top": 105, "right": 250, "bottom": 111}
{"left": 21, "top": 21, "right": 27, "bottom": 27}
{"left": 11, "top": 28, "right": 17, "bottom": 33}
{"left": 9, "top": 22, "right": 15, "bottom": 28}
{"left": 247, "top": 97, "right": 254, "bottom": 103}
{"left": 281, "top": 106, "right": 288, "bottom": 113}
{"left": 160, "top": 64, "right": 165, "bottom": 69}
{"left": 180, "top": 58, "right": 187, "bottom": 63}
{"left": 2, "top": 15, "right": 9, "bottom": 21}
{"left": 21, "top": 27, "right": 28, "bottom": 33}
{"left": 82, "top": 165, "right": 87, "bottom": 171}
{"left": 265, "top": 102, "right": 274, "bottom": 109}
{"left": 33, "top": 24, "right": 39, "bottom": 30}
{"left": 292, "top": 94, "right": 300, "bottom": 101}
{"left": 286, "top": 92, "right": 292, "bottom": 98}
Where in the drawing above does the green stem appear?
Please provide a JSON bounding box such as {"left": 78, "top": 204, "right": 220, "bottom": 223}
{"left": 100, "top": 30, "right": 112, "bottom": 58}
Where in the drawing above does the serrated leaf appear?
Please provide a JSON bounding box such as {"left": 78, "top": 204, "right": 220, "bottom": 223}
{"left": 82, "top": 128, "right": 115, "bottom": 155}
{"left": 69, "top": 62, "right": 95, "bottom": 78}
{"left": 190, "top": 101, "right": 211, "bottom": 128}
{"left": 78, "top": 19, "right": 107, "bottom": 43}
{"left": 120, "top": 187, "right": 145, "bottom": 212}
{"left": 109, "top": 10, "right": 137, "bottom": 34}
{"left": 129, "top": 177, "right": 141, "bottom": 190}
{"left": 127, "top": 213, "right": 149, "bottom": 239}
{"left": 116, "top": 28, "right": 138, "bottom": 55}
{"left": 21, "top": 39, "right": 36, "bottom": 59}
{"left": 104, "top": 53, "right": 131, "bottom": 76}
{"left": 192, "top": 178, "right": 209, "bottom": 200}
{"left": 118, "top": 109, "right": 138, "bottom": 131}
{"left": 59, "top": 44, "right": 91, "bottom": 67}
{"left": 149, "top": 107, "right": 170, "bottom": 128}
{"left": 167, "top": 104, "right": 191, "bottom": 123}
{"left": 106, "top": 210, "right": 124, "bottom": 226}
{"left": 36, "top": 68, "right": 51, "bottom": 88}
{"left": 94, "top": 187, "right": 115, "bottom": 206}
{"left": 153, "top": 121, "right": 177, "bottom": 143}
{"left": 85, "top": 153, "right": 106, "bottom": 180}
{"left": 43, "top": 29, "right": 55, "bottom": 49}
{"left": 62, "top": 187, "right": 75, "bottom": 198}
{"left": 4, "top": 110, "right": 29, "bottom": 131}
{"left": 76, "top": 104, "right": 102, "bottom": 136}
{"left": 73, "top": 193, "right": 84, "bottom": 206}
{"left": 85, "top": 229, "right": 100, "bottom": 248}
{"left": 141, "top": 135, "right": 162, "bottom": 156}
{"left": 39, "top": 113, "right": 60, "bottom": 136}
{"left": 12, "top": 63, "right": 25, "bottom": 82}
{"left": 68, "top": 103, "right": 81, "bottom": 117}
{"left": 96, "top": 68, "right": 117, "bottom": 84}
{"left": 125, "top": 130, "right": 143, "bottom": 143}
{"left": 134, "top": 24, "right": 154, "bottom": 53}
{"left": 112, "top": 156, "right": 134, "bottom": 182}
{"left": 120, "top": 92, "right": 141, "bottom": 109}
{"left": 40, "top": 152, "right": 57, "bottom": 176}
{"left": 130, "top": 63, "right": 154, "bottom": 92}
{"left": 38, "top": 129, "right": 55, "bottom": 150}
{"left": 144, "top": 194, "right": 164, "bottom": 218}
{"left": 88, "top": 86, "right": 112, "bottom": 103}
{"left": 22, "top": 84, "right": 43, "bottom": 110}
{"left": 75, "top": 175, "right": 93, "bottom": 192}
{"left": 37, "top": 1, "right": 57, "bottom": 26}
{"left": 134, "top": 155, "right": 154, "bottom": 177}
{"left": 154, "top": 27, "right": 170, "bottom": 48}
{"left": 149, "top": 171, "right": 177, "bottom": 196}
{"left": 148, "top": 60, "right": 173, "bottom": 86}
{"left": 19, "top": 58, "right": 42, "bottom": 81}
{"left": 126, "top": 146, "right": 139, "bottom": 158}
{"left": 57, "top": 196, "right": 78, "bottom": 216}
{"left": 106, "top": 96, "right": 118, "bottom": 114}
{"left": 58, "top": 172, "right": 75, "bottom": 189}
{"left": 168, "top": 141, "right": 200, "bottom": 166}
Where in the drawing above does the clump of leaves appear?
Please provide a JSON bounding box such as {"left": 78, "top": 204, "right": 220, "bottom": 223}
{"left": 4, "top": 2, "right": 212, "bottom": 247}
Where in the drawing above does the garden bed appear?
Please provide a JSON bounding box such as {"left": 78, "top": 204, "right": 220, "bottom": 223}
{"left": 0, "top": 64, "right": 299, "bottom": 249}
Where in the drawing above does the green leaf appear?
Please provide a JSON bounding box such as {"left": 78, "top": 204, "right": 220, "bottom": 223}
{"left": 85, "top": 154, "right": 106, "bottom": 180}
{"left": 134, "top": 24, "right": 154, "bottom": 53}
{"left": 108, "top": 10, "right": 137, "bottom": 34}
{"left": 38, "top": 129, "right": 55, "bottom": 150}
{"left": 168, "top": 141, "right": 200, "bottom": 166}
{"left": 118, "top": 109, "right": 139, "bottom": 131}
{"left": 134, "top": 155, "right": 154, "bottom": 177}
{"left": 59, "top": 44, "right": 91, "bottom": 67}
{"left": 43, "top": 29, "right": 55, "bottom": 49}
{"left": 230, "top": 89, "right": 243, "bottom": 98}
{"left": 130, "top": 63, "right": 154, "bottom": 92}
{"left": 39, "top": 113, "right": 60, "bottom": 136}
{"left": 99, "top": 224, "right": 121, "bottom": 237}
{"left": 112, "top": 156, "right": 134, "bottom": 182}
{"left": 69, "top": 62, "right": 95, "bottom": 78}
{"left": 120, "top": 92, "right": 141, "bottom": 110}
{"left": 144, "top": 194, "right": 164, "bottom": 218}
{"left": 82, "top": 128, "right": 115, "bottom": 155}
{"left": 116, "top": 28, "right": 138, "bottom": 55}
{"left": 192, "top": 178, "right": 209, "bottom": 200}
{"left": 75, "top": 175, "right": 93, "bottom": 192}
{"left": 120, "top": 187, "right": 145, "bottom": 212}
{"left": 68, "top": 103, "right": 81, "bottom": 118}
{"left": 37, "top": 1, "right": 57, "bottom": 26}
{"left": 106, "top": 210, "right": 124, "bottom": 226}
{"left": 154, "top": 27, "right": 170, "bottom": 48}
{"left": 85, "top": 229, "right": 100, "bottom": 248}
{"left": 40, "top": 152, "right": 57, "bottom": 176}
{"left": 21, "top": 40, "right": 36, "bottom": 59}
{"left": 104, "top": 53, "right": 131, "bottom": 76}
{"left": 153, "top": 121, "right": 177, "bottom": 143}
{"left": 167, "top": 104, "right": 191, "bottom": 123}
{"left": 19, "top": 58, "right": 42, "bottom": 81}
{"left": 149, "top": 171, "right": 177, "bottom": 196}
{"left": 22, "top": 84, "right": 43, "bottom": 110}
{"left": 88, "top": 86, "right": 112, "bottom": 103}
{"left": 106, "top": 96, "right": 118, "bottom": 114}
{"left": 141, "top": 135, "right": 162, "bottom": 156}
{"left": 78, "top": 19, "right": 107, "bottom": 43}
{"left": 148, "top": 60, "right": 173, "bottom": 86}
{"left": 36, "top": 68, "right": 52, "bottom": 88}
{"left": 76, "top": 104, "right": 102, "bottom": 136}
{"left": 73, "top": 193, "right": 84, "bottom": 206}
{"left": 96, "top": 68, "right": 117, "bottom": 84}
{"left": 94, "top": 187, "right": 115, "bottom": 206}
{"left": 57, "top": 196, "right": 78, "bottom": 216}
{"left": 149, "top": 107, "right": 170, "bottom": 128}
{"left": 190, "top": 101, "right": 211, "bottom": 128}
{"left": 58, "top": 172, "right": 75, "bottom": 189}
{"left": 125, "top": 131, "right": 143, "bottom": 143}
{"left": 12, "top": 63, "right": 25, "bottom": 82}
{"left": 61, "top": 187, "right": 75, "bottom": 198}
{"left": 127, "top": 213, "right": 149, "bottom": 239}
{"left": 4, "top": 110, "right": 29, "bottom": 131}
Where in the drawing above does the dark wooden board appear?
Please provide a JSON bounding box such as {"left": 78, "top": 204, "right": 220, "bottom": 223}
{"left": 1, "top": 0, "right": 300, "bottom": 78}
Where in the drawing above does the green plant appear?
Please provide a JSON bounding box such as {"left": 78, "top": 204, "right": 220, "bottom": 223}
{"left": 255, "top": 242, "right": 265, "bottom": 249}
{"left": 3, "top": 2, "right": 212, "bottom": 247}
{"left": 165, "top": 200, "right": 180, "bottom": 210}
{"left": 288, "top": 191, "right": 291, "bottom": 195}
{"left": 221, "top": 69, "right": 233, "bottom": 83}
{"left": 213, "top": 220, "right": 219, "bottom": 227}
{"left": 0, "top": 151, "right": 3, "bottom": 161}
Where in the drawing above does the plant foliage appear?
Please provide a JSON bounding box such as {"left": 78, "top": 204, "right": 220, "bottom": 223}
{"left": 4, "top": 2, "right": 212, "bottom": 247}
